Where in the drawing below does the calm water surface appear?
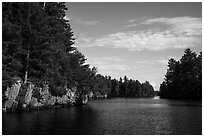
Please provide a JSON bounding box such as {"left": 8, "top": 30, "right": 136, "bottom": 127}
{"left": 2, "top": 97, "right": 202, "bottom": 135}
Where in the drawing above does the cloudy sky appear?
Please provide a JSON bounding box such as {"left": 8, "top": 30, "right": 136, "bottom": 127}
{"left": 65, "top": 2, "right": 202, "bottom": 90}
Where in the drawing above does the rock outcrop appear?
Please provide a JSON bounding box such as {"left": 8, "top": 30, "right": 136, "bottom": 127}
{"left": 3, "top": 81, "right": 21, "bottom": 111}
{"left": 24, "top": 83, "right": 33, "bottom": 105}
{"left": 30, "top": 97, "right": 38, "bottom": 107}
{"left": 3, "top": 80, "right": 86, "bottom": 113}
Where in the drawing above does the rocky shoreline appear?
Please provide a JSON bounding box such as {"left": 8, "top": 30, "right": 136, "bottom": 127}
{"left": 2, "top": 81, "right": 89, "bottom": 113}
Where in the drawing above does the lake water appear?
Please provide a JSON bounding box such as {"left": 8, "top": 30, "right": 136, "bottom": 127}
{"left": 2, "top": 97, "right": 202, "bottom": 135}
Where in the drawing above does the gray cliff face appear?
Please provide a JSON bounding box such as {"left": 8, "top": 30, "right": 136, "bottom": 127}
{"left": 4, "top": 82, "right": 21, "bottom": 111}
{"left": 24, "top": 84, "right": 33, "bottom": 105}
{"left": 3, "top": 82, "right": 84, "bottom": 112}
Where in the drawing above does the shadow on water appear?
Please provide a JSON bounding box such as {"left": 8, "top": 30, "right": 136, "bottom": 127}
{"left": 3, "top": 106, "right": 98, "bottom": 135}
{"left": 2, "top": 98, "right": 202, "bottom": 135}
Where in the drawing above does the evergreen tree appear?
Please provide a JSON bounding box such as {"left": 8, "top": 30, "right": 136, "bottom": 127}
{"left": 111, "top": 78, "right": 119, "bottom": 97}
{"left": 135, "top": 80, "right": 142, "bottom": 97}
{"left": 119, "top": 77, "right": 124, "bottom": 96}
{"left": 2, "top": 2, "right": 95, "bottom": 97}
{"left": 141, "top": 81, "right": 154, "bottom": 97}
{"left": 160, "top": 48, "right": 202, "bottom": 99}
{"left": 123, "top": 76, "right": 128, "bottom": 96}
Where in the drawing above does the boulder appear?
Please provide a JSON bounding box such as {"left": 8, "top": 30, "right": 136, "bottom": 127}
{"left": 47, "top": 96, "right": 56, "bottom": 105}
{"left": 37, "top": 102, "right": 43, "bottom": 107}
{"left": 41, "top": 93, "right": 52, "bottom": 104}
{"left": 22, "top": 104, "right": 27, "bottom": 109}
{"left": 4, "top": 99, "right": 14, "bottom": 109}
{"left": 62, "top": 95, "right": 68, "bottom": 104}
{"left": 82, "top": 95, "right": 88, "bottom": 104}
{"left": 2, "top": 108, "right": 6, "bottom": 112}
{"left": 67, "top": 93, "right": 76, "bottom": 103}
{"left": 4, "top": 99, "right": 18, "bottom": 111}
{"left": 56, "top": 96, "right": 63, "bottom": 105}
{"left": 6, "top": 83, "right": 21, "bottom": 100}
{"left": 30, "top": 97, "right": 38, "bottom": 107}
{"left": 88, "top": 92, "right": 94, "bottom": 98}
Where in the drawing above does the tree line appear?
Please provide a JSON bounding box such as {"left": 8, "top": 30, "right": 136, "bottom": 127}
{"left": 89, "top": 75, "right": 155, "bottom": 98}
{"left": 159, "top": 49, "right": 202, "bottom": 99}
{"left": 2, "top": 2, "right": 155, "bottom": 99}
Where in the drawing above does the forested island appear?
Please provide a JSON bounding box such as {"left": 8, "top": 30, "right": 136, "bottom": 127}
{"left": 2, "top": 2, "right": 201, "bottom": 113}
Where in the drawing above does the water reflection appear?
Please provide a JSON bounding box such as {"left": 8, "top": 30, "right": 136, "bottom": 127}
{"left": 2, "top": 98, "right": 202, "bottom": 135}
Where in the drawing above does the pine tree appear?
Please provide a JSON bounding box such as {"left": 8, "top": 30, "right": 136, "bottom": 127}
{"left": 2, "top": 2, "right": 96, "bottom": 97}
{"left": 160, "top": 49, "right": 202, "bottom": 99}
{"left": 111, "top": 78, "right": 119, "bottom": 97}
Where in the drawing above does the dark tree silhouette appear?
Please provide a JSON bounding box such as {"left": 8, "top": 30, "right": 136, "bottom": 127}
{"left": 2, "top": 2, "right": 95, "bottom": 97}
{"left": 159, "top": 49, "right": 202, "bottom": 99}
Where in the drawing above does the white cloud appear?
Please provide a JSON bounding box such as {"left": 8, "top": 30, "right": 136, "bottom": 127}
{"left": 75, "top": 34, "right": 95, "bottom": 47}
{"left": 142, "top": 16, "right": 202, "bottom": 36}
{"left": 128, "top": 19, "right": 137, "bottom": 23}
{"left": 71, "top": 17, "right": 101, "bottom": 25}
{"left": 86, "top": 56, "right": 124, "bottom": 65}
{"left": 97, "top": 56, "right": 124, "bottom": 62}
{"left": 75, "top": 16, "right": 201, "bottom": 51}
{"left": 125, "top": 17, "right": 148, "bottom": 28}
{"left": 156, "top": 59, "right": 168, "bottom": 65}
{"left": 155, "top": 55, "right": 185, "bottom": 65}
{"left": 124, "top": 23, "right": 137, "bottom": 28}
{"left": 127, "top": 17, "right": 148, "bottom": 23}
{"left": 99, "top": 65, "right": 130, "bottom": 71}
{"left": 86, "top": 56, "right": 130, "bottom": 76}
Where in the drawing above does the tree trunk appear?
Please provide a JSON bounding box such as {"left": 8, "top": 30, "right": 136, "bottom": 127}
{"left": 24, "top": 45, "right": 30, "bottom": 84}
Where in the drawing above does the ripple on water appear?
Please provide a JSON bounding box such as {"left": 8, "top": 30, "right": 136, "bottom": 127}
{"left": 2, "top": 98, "right": 202, "bottom": 135}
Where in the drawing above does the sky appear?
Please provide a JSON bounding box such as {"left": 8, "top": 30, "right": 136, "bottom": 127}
{"left": 65, "top": 2, "right": 202, "bottom": 90}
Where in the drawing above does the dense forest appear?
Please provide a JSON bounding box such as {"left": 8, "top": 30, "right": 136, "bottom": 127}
{"left": 159, "top": 49, "right": 202, "bottom": 99}
{"left": 2, "top": 1, "right": 155, "bottom": 108}
{"left": 2, "top": 2, "right": 96, "bottom": 96}
{"left": 89, "top": 75, "right": 155, "bottom": 98}
{"left": 3, "top": 2, "right": 200, "bottom": 112}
